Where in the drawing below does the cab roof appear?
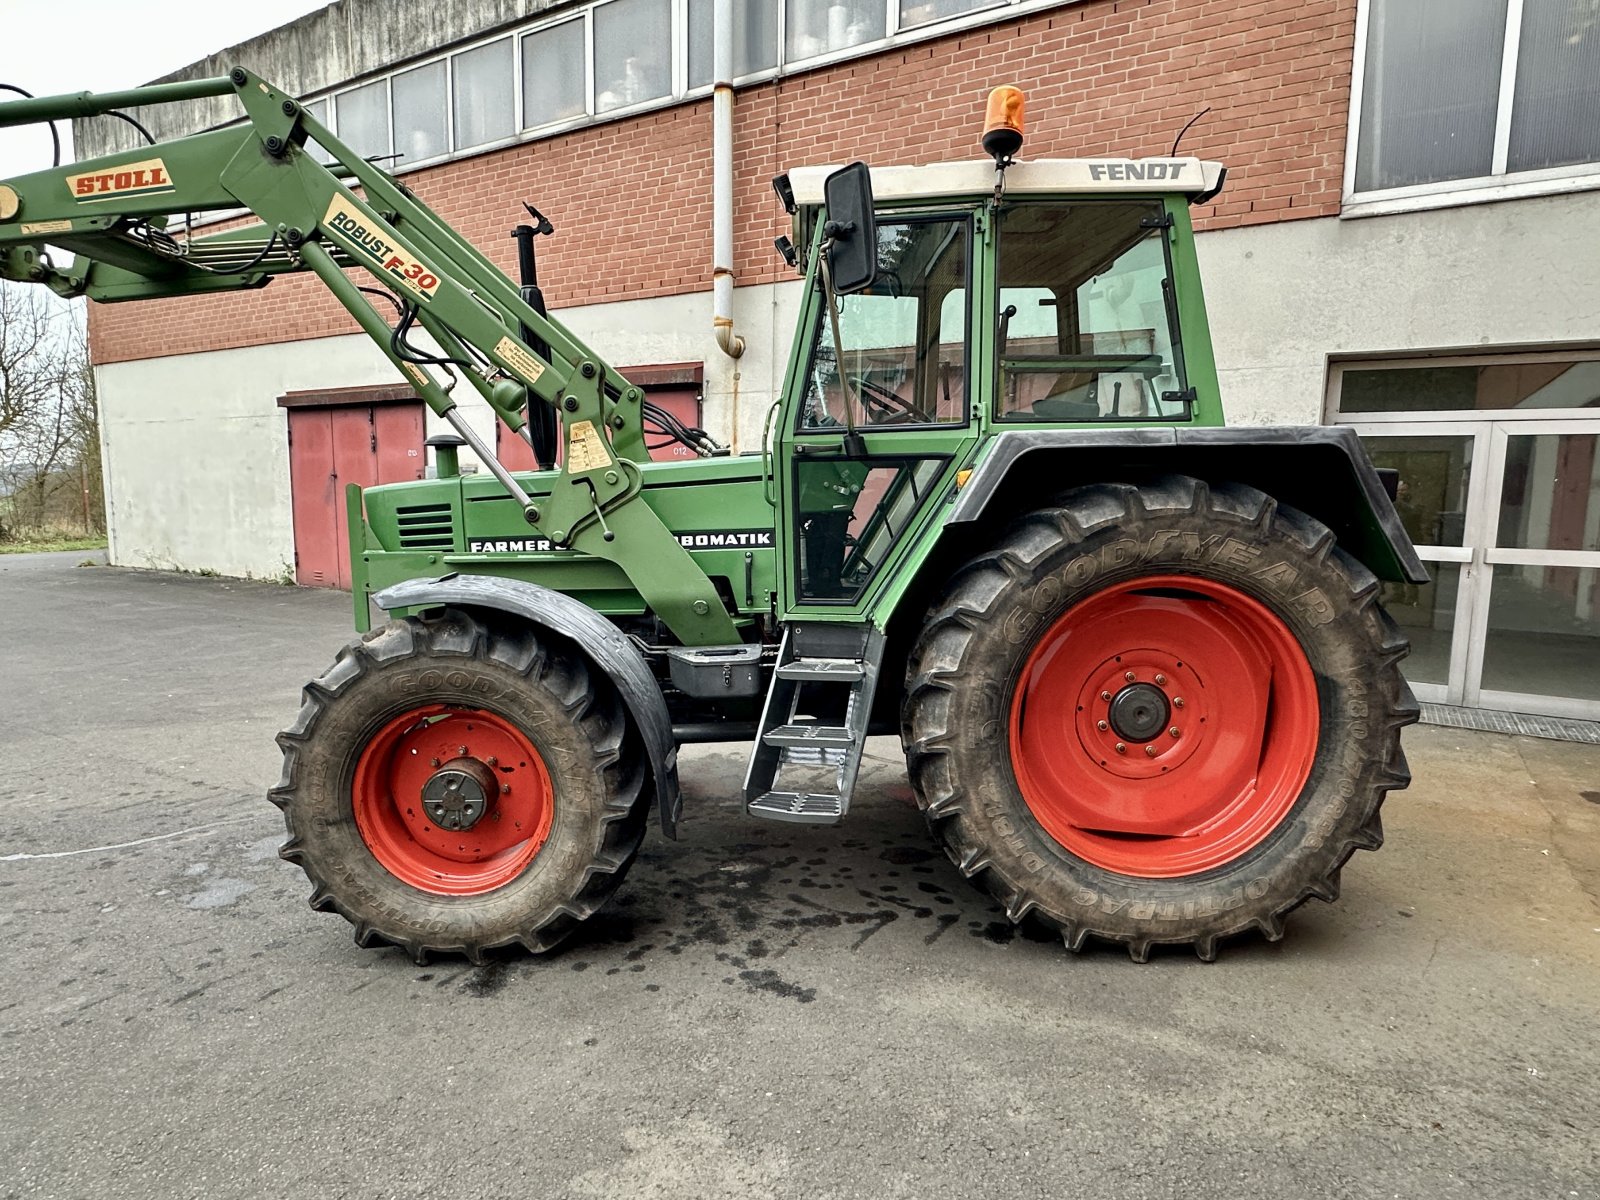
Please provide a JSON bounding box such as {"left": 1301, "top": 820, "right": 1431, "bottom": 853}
{"left": 786, "top": 157, "right": 1225, "bottom": 205}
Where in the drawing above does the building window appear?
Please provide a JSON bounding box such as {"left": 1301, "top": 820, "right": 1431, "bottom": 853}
{"left": 899, "top": 0, "right": 1005, "bottom": 32}
{"left": 688, "top": 0, "right": 780, "bottom": 85}
{"left": 522, "top": 19, "right": 588, "bottom": 127}
{"left": 1349, "top": 0, "right": 1600, "bottom": 211}
{"left": 452, "top": 38, "right": 515, "bottom": 149}
{"left": 335, "top": 78, "right": 390, "bottom": 163}
{"left": 303, "top": 97, "right": 335, "bottom": 163}
{"left": 785, "top": 0, "right": 885, "bottom": 61}
{"left": 392, "top": 61, "right": 448, "bottom": 166}
{"left": 594, "top": 0, "right": 674, "bottom": 114}
{"left": 1508, "top": 0, "right": 1600, "bottom": 173}
{"left": 292, "top": 0, "right": 1078, "bottom": 183}
{"left": 1336, "top": 359, "right": 1600, "bottom": 417}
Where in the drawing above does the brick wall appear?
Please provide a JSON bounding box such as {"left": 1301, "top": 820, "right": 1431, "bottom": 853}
{"left": 88, "top": 0, "right": 1356, "bottom": 365}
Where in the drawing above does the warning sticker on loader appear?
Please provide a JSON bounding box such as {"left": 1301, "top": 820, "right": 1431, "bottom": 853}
{"left": 493, "top": 336, "right": 547, "bottom": 385}
{"left": 566, "top": 420, "right": 611, "bottom": 473}
{"left": 323, "top": 193, "right": 441, "bottom": 299}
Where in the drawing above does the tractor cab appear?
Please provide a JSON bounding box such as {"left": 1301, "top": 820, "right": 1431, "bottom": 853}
{"left": 767, "top": 147, "right": 1227, "bottom": 619}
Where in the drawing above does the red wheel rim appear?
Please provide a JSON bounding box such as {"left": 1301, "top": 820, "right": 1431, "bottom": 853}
{"left": 351, "top": 705, "right": 555, "bottom": 895}
{"left": 1008, "top": 575, "right": 1319, "bottom": 878}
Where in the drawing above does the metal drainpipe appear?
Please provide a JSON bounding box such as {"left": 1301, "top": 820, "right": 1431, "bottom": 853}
{"left": 712, "top": 0, "right": 745, "bottom": 366}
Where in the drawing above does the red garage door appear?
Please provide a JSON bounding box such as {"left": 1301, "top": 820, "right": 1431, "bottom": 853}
{"left": 282, "top": 386, "right": 426, "bottom": 589}
{"left": 497, "top": 363, "right": 704, "bottom": 469}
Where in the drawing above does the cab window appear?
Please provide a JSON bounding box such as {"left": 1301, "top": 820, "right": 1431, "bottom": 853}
{"left": 798, "top": 216, "right": 970, "bottom": 430}
{"left": 995, "top": 202, "right": 1189, "bottom": 422}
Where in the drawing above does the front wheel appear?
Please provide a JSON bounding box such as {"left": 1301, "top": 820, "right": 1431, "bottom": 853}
{"left": 271, "top": 608, "right": 648, "bottom": 962}
{"left": 902, "top": 476, "right": 1418, "bottom": 961}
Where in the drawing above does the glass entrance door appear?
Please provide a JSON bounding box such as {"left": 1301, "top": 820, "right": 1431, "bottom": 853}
{"left": 1471, "top": 421, "right": 1600, "bottom": 717}
{"left": 1351, "top": 419, "right": 1600, "bottom": 719}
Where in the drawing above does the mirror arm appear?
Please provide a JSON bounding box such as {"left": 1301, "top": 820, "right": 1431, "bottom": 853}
{"left": 818, "top": 245, "right": 867, "bottom": 455}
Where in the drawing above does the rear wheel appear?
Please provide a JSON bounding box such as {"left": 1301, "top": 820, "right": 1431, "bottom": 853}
{"left": 272, "top": 608, "right": 647, "bottom": 962}
{"left": 902, "top": 476, "right": 1418, "bottom": 961}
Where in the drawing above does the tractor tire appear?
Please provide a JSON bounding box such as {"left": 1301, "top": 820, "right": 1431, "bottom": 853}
{"left": 271, "top": 607, "right": 648, "bottom": 962}
{"left": 902, "top": 476, "right": 1418, "bottom": 961}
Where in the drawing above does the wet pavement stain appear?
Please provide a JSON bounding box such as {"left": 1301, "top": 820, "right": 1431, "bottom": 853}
{"left": 737, "top": 969, "right": 815, "bottom": 1003}
{"left": 460, "top": 962, "right": 511, "bottom": 997}
{"left": 879, "top": 845, "right": 937, "bottom": 865}
{"left": 456, "top": 816, "right": 1063, "bottom": 1004}
{"left": 924, "top": 913, "right": 960, "bottom": 945}
{"left": 290, "top": 808, "right": 1045, "bottom": 994}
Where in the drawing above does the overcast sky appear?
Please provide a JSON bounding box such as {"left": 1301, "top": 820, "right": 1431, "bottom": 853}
{"left": 0, "top": 0, "right": 333, "bottom": 180}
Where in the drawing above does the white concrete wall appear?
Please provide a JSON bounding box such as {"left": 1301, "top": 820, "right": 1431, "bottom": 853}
{"left": 96, "top": 335, "right": 395, "bottom": 579}
{"left": 96, "top": 190, "right": 1600, "bottom": 578}
{"left": 1196, "top": 189, "right": 1600, "bottom": 425}
{"left": 94, "top": 280, "right": 804, "bottom": 579}
{"left": 557, "top": 279, "right": 806, "bottom": 455}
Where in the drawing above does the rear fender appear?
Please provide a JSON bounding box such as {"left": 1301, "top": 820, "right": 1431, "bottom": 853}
{"left": 947, "top": 427, "right": 1430, "bottom": 585}
{"left": 372, "top": 574, "right": 684, "bottom": 839}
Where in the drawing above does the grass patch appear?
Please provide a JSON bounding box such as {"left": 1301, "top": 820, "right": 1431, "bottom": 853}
{"left": 0, "top": 535, "right": 108, "bottom": 555}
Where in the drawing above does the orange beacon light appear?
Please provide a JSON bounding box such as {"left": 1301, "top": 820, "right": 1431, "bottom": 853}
{"left": 982, "top": 85, "right": 1025, "bottom": 165}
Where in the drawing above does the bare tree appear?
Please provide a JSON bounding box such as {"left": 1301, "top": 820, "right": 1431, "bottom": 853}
{"left": 0, "top": 283, "right": 100, "bottom": 539}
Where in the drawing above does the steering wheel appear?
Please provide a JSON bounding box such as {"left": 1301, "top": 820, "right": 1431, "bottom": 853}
{"left": 850, "top": 376, "right": 931, "bottom": 425}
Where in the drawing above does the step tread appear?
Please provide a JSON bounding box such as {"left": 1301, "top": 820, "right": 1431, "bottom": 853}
{"left": 747, "top": 791, "right": 846, "bottom": 824}
{"left": 764, "top": 723, "right": 855, "bottom": 748}
{"left": 776, "top": 658, "right": 865, "bottom": 682}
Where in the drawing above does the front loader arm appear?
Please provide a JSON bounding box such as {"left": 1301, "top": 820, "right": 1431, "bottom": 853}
{"left": 0, "top": 67, "right": 736, "bottom": 646}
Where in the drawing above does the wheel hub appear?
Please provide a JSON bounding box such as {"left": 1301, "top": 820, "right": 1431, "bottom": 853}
{"left": 421, "top": 757, "right": 496, "bottom": 831}
{"left": 1075, "top": 652, "right": 1203, "bottom": 783}
{"left": 1107, "top": 682, "right": 1170, "bottom": 743}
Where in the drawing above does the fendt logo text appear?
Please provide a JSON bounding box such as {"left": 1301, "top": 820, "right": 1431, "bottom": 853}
{"left": 1087, "top": 160, "right": 1190, "bottom": 181}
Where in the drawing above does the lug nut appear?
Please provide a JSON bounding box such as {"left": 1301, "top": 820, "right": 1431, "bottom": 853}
{"left": 1155, "top": 674, "right": 1167, "bottom": 686}
{"left": 1169, "top": 727, "right": 1181, "bottom": 738}
{"left": 1145, "top": 745, "right": 1158, "bottom": 757}
{"left": 429, "top": 757, "right": 441, "bottom": 767}
{"left": 501, "top": 784, "right": 512, "bottom": 794}
{"left": 1115, "top": 742, "right": 1127, "bottom": 754}
{"left": 1101, "top": 690, "right": 1112, "bottom": 702}
{"left": 458, "top": 746, "right": 468, "bottom": 756}
{"left": 1096, "top": 720, "right": 1109, "bottom": 732}
{"left": 485, "top": 756, "right": 498, "bottom": 767}
{"left": 1124, "top": 671, "right": 1136, "bottom": 682}
{"left": 1173, "top": 697, "right": 1184, "bottom": 708}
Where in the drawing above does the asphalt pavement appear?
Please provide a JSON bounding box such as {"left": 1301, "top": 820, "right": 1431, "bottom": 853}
{"left": 2, "top": 550, "right": 1598, "bottom": 1199}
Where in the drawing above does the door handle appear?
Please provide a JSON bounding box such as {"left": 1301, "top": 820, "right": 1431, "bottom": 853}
{"left": 760, "top": 400, "right": 780, "bottom": 507}
{"left": 795, "top": 431, "right": 870, "bottom": 457}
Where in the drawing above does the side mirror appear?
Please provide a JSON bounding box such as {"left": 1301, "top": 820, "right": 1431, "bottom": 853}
{"left": 822, "top": 161, "right": 877, "bottom": 296}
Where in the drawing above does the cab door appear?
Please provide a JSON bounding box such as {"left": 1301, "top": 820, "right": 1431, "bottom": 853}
{"left": 775, "top": 210, "right": 982, "bottom": 618}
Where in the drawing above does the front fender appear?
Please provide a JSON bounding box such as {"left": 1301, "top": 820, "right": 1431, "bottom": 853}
{"left": 372, "top": 574, "right": 683, "bottom": 839}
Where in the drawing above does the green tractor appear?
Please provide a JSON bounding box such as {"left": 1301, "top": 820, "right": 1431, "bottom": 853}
{"left": 0, "top": 74, "right": 1424, "bottom": 962}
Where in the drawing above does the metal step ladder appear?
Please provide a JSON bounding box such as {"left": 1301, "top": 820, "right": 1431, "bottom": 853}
{"left": 743, "top": 621, "right": 886, "bottom": 825}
